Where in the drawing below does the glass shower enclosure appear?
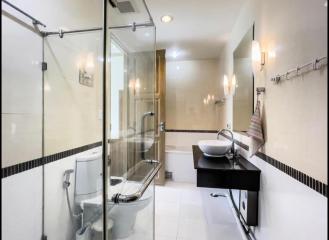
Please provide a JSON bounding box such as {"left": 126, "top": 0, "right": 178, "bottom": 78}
{"left": 1, "top": 0, "right": 159, "bottom": 240}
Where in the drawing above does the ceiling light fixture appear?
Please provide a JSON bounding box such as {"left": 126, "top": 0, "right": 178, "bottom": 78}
{"left": 161, "top": 15, "right": 173, "bottom": 23}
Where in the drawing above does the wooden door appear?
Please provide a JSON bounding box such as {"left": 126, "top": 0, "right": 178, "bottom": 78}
{"left": 154, "top": 49, "right": 166, "bottom": 185}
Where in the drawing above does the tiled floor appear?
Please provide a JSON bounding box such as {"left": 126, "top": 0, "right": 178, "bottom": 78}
{"left": 155, "top": 181, "right": 244, "bottom": 240}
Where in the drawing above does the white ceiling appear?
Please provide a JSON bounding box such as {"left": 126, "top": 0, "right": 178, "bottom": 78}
{"left": 146, "top": 0, "right": 245, "bottom": 60}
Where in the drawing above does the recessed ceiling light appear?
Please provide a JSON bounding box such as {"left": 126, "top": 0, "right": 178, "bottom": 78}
{"left": 161, "top": 15, "right": 173, "bottom": 23}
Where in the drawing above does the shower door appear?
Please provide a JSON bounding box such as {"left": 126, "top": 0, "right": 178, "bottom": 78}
{"left": 106, "top": 0, "right": 158, "bottom": 239}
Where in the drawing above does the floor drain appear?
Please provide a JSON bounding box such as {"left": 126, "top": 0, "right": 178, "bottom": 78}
{"left": 210, "top": 193, "right": 226, "bottom": 198}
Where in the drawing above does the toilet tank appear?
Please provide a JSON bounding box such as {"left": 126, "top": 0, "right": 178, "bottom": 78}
{"left": 75, "top": 151, "right": 103, "bottom": 205}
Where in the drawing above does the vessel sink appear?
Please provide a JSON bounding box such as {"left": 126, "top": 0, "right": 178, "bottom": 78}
{"left": 197, "top": 139, "right": 232, "bottom": 157}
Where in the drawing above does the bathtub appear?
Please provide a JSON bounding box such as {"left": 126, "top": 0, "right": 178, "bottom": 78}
{"left": 165, "top": 131, "right": 218, "bottom": 183}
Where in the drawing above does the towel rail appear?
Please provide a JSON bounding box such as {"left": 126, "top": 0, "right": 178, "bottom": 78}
{"left": 271, "top": 57, "right": 327, "bottom": 84}
{"left": 111, "top": 161, "right": 162, "bottom": 203}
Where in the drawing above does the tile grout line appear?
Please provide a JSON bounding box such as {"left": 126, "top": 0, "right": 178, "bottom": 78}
{"left": 220, "top": 133, "right": 327, "bottom": 198}
{"left": 1, "top": 141, "right": 102, "bottom": 179}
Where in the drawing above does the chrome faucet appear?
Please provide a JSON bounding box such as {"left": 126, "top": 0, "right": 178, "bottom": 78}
{"left": 217, "top": 128, "right": 236, "bottom": 161}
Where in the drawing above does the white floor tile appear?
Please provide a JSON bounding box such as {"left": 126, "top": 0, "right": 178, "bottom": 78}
{"left": 155, "top": 181, "right": 244, "bottom": 240}
{"left": 177, "top": 218, "right": 208, "bottom": 240}
{"left": 156, "top": 235, "right": 177, "bottom": 240}
{"left": 155, "top": 215, "right": 179, "bottom": 237}
{"left": 179, "top": 203, "right": 206, "bottom": 221}
{"left": 155, "top": 201, "right": 180, "bottom": 218}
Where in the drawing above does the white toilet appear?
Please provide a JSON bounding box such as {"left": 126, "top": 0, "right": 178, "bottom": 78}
{"left": 108, "top": 181, "right": 153, "bottom": 239}
{"left": 75, "top": 151, "right": 153, "bottom": 239}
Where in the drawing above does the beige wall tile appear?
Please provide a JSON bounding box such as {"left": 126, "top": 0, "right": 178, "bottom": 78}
{"left": 166, "top": 59, "right": 226, "bottom": 130}
{"left": 44, "top": 33, "right": 103, "bottom": 155}
{"left": 1, "top": 114, "right": 42, "bottom": 167}
{"left": 218, "top": 0, "right": 327, "bottom": 183}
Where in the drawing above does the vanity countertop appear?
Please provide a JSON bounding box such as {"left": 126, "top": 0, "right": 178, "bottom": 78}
{"left": 192, "top": 145, "right": 261, "bottom": 191}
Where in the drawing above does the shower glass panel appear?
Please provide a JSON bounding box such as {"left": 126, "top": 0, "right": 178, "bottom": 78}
{"left": 2, "top": 0, "right": 156, "bottom": 239}
{"left": 43, "top": 30, "right": 105, "bottom": 240}
{"left": 42, "top": 0, "right": 106, "bottom": 237}
{"left": 106, "top": 1, "right": 157, "bottom": 239}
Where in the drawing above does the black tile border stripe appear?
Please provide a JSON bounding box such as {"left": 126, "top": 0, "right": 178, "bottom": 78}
{"left": 1, "top": 141, "right": 102, "bottom": 179}
{"left": 220, "top": 133, "right": 327, "bottom": 197}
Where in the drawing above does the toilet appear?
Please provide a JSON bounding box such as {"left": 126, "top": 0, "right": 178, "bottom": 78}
{"left": 75, "top": 151, "right": 153, "bottom": 239}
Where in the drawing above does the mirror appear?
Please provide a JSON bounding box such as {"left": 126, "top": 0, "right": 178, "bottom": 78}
{"left": 233, "top": 25, "right": 254, "bottom": 132}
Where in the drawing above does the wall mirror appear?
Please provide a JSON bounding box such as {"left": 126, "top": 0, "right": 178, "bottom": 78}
{"left": 233, "top": 25, "right": 254, "bottom": 132}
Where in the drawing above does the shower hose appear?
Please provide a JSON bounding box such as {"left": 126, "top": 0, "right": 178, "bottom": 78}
{"left": 65, "top": 187, "right": 81, "bottom": 224}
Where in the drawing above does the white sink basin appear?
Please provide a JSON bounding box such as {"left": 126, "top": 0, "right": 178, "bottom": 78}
{"left": 198, "top": 139, "right": 232, "bottom": 157}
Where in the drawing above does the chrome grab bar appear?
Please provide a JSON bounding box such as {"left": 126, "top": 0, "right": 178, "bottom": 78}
{"left": 111, "top": 161, "right": 162, "bottom": 203}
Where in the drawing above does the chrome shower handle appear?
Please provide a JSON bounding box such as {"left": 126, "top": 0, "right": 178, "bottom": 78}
{"left": 111, "top": 161, "right": 162, "bottom": 203}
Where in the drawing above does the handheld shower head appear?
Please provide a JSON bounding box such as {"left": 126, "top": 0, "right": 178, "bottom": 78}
{"left": 63, "top": 169, "right": 74, "bottom": 189}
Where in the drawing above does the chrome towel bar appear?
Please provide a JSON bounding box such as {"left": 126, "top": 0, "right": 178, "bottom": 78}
{"left": 271, "top": 56, "right": 327, "bottom": 84}
{"left": 111, "top": 161, "right": 162, "bottom": 203}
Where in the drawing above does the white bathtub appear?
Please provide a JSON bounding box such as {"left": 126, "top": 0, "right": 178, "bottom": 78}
{"left": 165, "top": 132, "right": 218, "bottom": 183}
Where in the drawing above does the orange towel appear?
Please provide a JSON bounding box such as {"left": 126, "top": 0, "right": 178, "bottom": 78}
{"left": 247, "top": 100, "right": 264, "bottom": 157}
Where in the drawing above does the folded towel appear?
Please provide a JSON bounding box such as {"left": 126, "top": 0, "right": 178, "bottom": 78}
{"left": 247, "top": 100, "right": 264, "bottom": 157}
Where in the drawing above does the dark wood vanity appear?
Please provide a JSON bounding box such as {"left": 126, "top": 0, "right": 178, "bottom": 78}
{"left": 192, "top": 145, "right": 260, "bottom": 191}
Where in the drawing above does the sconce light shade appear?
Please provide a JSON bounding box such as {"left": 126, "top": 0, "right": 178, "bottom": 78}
{"left": 252, "top": 40, "right": 265, "bottom": 73}
{"left": 223, "top": 75, "right": 229, "bottom": 97}
{"left": 223, "top": 74, "right": 237, "bottom": 96}
{"left": 85, "top": 53, "right": 95, "bottom": 73}
{"left": 231, "top": 74, "right": 236, "bottom": 96}
{"left": 252, "top": 41, "right": 261, "bottom": 62}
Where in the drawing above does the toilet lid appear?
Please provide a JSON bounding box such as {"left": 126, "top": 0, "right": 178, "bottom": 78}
{"left": 92, "top": 218, "right": 113, "bottom": 232}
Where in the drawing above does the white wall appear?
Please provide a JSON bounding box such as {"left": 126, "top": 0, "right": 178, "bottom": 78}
{"left": 44, "top": 147, "right": 102, "bottom": 240}
{"left": 166, "top": 59, "right": 226, "bottom": 130}
{"left": 1, "top": 147, "right": 101, "bottom": 240}
{"left": 235, "top": 135, "right": 327, "bottom": 240}
{"left": 1, "top": 167, "right": 43, "bottom": 240}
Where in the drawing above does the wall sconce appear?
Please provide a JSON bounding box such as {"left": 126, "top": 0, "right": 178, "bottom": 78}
{"left": 129, "top": 78, "right": 141, "bottom": 93}
{"left": 252, "top": 40, "right": 266, "bottom": 73}
{"left": 223, "top": 74, "right": 237, "bottom": 97}
{"left": 78, "top": 53, "right": 95, "bottom": 87}
{"left": 203, "top": 94, "right": 225, "bottom": 105}
{"left": 203, "top": 94, "right": 215, "bottom": 105}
